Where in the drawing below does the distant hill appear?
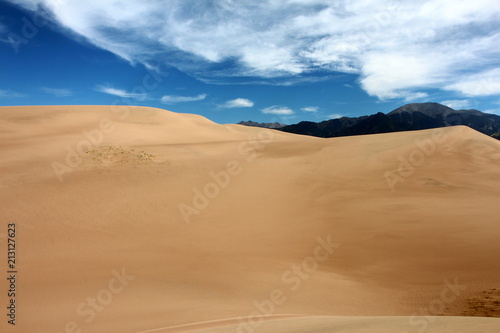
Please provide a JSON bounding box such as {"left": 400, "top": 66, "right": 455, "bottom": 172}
{"left": 237, "top": 120, "right": 286, "bottom": 129}
{"left": 276, "top": 103, "right": 500, "bottom": 139}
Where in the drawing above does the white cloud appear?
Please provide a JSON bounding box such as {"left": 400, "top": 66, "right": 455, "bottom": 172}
{"left": 161, "top": 93, "right": 207, "bottom": 104}
{"left": 360, "top": 52, "right": 439, "bottom": 100}
{"left": 95, "top": 85, "right": 146, "bottom": 99}
{"left": 41, "top": 87, "right": 73, "bottom": 97}
{"left": 262, "top": 106, "right": 294, "bottom": 115}
{"left": 328, "top": 113, "right": 347, "bottom": 119}
{"left": 441, "top": 99, "right": 472, "bottom": 110}
{"left": 11, "top": 0, "right": 500, "bottom": 100}
{"left": 445, "top": 68, "right": 500, "bottom": 97}
{"left": 301, "top": 106, "right": 319, "bottom": 112}
{"left": 219, "top": 98, "right": 254, "bottom": 108}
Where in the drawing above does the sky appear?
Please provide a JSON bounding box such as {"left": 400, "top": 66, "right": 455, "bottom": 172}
{"left": 1, "top": 0, "right": 500, "bottom": 125}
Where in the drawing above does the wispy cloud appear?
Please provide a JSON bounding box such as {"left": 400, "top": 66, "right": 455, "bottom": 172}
{"left": 0, "top": 22, "right": 7, "bottom": 35}
{"left": 219, "top": 98, "right": 254, "bottom": 108}
{"left": 95, "top": 85, "right": 146, "bottom": 99}
{"left": 0, "top": 23, "right": 11, "bottom": 44}
{"left": 484, "top": 109, "right": 500, "bottom": 115}
{"left": 441, "top": 99, "right": 472, "bottom": 110}
{"left": 301, "top": 106, "right": 319, "bottom": 112}
{"left": 262, "top": 105, "right": 294, "bottom": 115}
{"left": 404, "top": 92, "right": 428, "bottom": 102}
{"left": 0, "top": 89, "right": 23, "bottom": 98}
{"left": 160, "top": 93, "right": 207, "bottom": 104}
{"left": 12, "top": 1, "right": 500, "bottom": 100}
{"left": 41, "top": 87, "right": 73, "bottom": 97}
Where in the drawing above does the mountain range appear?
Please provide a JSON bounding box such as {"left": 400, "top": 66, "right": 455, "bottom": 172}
{"left": 237, "top": 120, "right": 286, "bottom": 129}
{"left": 240, "top": 103, "right": 500, "bottom": 140}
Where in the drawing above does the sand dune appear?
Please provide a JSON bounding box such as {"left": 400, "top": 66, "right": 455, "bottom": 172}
{"left": 1, "top": 105, "right": 499, "bottom": 333}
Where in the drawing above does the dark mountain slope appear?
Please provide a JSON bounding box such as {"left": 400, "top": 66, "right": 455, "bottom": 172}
{"left": 237, "top": 120, "right": 286, "bottom": 129}
{"left": 276, "top": 103, "right": 500, "bottom": 138}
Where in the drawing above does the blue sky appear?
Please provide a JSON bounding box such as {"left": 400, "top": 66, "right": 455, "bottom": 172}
{"left": 1, "top": 0, "right": 500, "bottom": 124}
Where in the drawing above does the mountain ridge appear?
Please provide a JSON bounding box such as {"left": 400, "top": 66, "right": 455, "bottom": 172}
{"left": 238, "top": 103, "right": 500, "bottom": 140}
{"left": 237, "top": 120, "right": 286, "bottom": 129}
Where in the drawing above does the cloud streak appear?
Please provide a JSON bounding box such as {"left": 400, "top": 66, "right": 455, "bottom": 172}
{"left": 0, "top": 89, "right": 23, "bottom": 98}
{"left": 95, "top": 85, "right": 146, "bottom": 99}
{"left": 41, "top": 87, "right": 73, "bottom": 97}
{"left": 161, "top": 93, "right": 207, "bottom": 104}
{"left": 11, "top": 0, "right": 500, "bottom": 100}
{"left": 219, "top": 98, "right": 254, "bottom": 108}
{"left": 262, "top": 106, "right": 294, "bottom": 115}
{"left": 301, "top": 106, "right": 319, "bottom": 112}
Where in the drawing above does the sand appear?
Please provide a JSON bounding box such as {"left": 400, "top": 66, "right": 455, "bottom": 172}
{"left": 0, "top": 105, "right": 499, "bottom": 332}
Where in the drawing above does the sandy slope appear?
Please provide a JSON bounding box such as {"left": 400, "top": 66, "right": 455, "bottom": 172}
{"left": 148, "top": 316, "right": 500, "bottom": 332}
{"left": 0, "top": 105, "right": 499, "bottom": 333}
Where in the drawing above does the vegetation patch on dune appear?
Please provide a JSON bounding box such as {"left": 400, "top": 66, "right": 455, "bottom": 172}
{"left": 79, "top": 145, "right": 155, "bottom": 169}
{"left": 462, "top": 288, "right": 500, "bottom": 317}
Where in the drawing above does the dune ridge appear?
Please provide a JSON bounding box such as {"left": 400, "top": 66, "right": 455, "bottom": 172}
{"left": 0, "top": 105, "right": 499, "bottom": 333}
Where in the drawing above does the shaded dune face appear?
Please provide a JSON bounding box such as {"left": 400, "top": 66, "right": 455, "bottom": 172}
{"left": 0, "top": 106, "right": 499, "bottom": 333}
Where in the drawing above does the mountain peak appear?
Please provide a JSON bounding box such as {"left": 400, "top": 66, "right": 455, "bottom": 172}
{"left": 388, "top": 103, "right": 455, "bottom": 117}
